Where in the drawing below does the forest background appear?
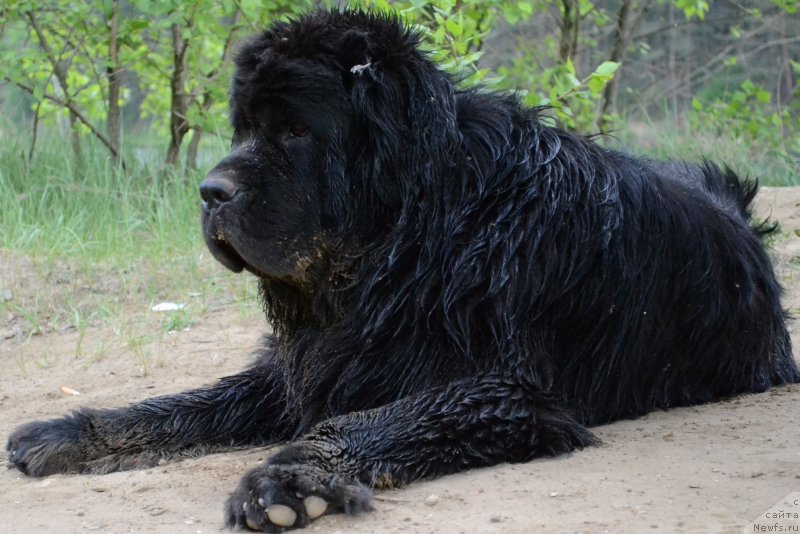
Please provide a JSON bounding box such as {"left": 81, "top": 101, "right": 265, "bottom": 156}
{"left": 0, "top": 0, "right": 798, "bottom": 338}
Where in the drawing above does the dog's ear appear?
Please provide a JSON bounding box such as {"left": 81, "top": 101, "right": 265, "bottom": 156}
{"left": 335, "top": 29, "right": 374, "bottom": 84}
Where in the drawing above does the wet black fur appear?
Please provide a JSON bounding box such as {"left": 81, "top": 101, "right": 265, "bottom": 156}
{"left": 7, "top": 9, "right": 798, "bottom": 532}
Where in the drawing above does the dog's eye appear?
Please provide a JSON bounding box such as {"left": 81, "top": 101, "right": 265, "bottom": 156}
{"left": 288, "top": 123, "right": 309, "bottom": 138}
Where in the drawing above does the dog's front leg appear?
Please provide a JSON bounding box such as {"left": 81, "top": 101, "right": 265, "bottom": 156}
{"left": 7, "top": 355, "right": 292, "bottom": 476}
{"left": 226, "top": 373, "right": 595, "bottom": 531}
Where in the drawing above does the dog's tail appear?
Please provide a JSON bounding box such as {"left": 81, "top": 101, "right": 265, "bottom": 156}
{"left": 698, "top": 161, "right": 777, "bottom": 237}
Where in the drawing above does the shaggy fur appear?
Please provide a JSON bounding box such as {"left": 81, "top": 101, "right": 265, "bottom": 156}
{"left": 8, "top": 9, "right": 798, "bottom": 532}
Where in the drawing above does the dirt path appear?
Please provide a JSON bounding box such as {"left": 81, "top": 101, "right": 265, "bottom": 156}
{"left": 1, "top": 188, "right": 799, "bottom": 534}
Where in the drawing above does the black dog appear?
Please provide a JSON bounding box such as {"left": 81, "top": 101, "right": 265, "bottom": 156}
{"left": 8, "top": 9, "right": 798, "bottom": 532}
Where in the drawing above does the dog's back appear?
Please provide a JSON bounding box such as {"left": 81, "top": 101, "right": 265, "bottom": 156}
{"left": 552, "top": 149, "right": 797, "bottom": 424}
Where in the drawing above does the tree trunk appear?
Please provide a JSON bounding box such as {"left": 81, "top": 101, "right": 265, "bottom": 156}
{"left": 106, "top": 0, "right": 122, "bottom": 163}
{"left": 185, "top": 91, "right": 215, "bottom": 169}
{"left": 558, "top": 0, "right": 579, "bottom": 62}
{"left": 777, "top": 15, "right": 794, "bottom": 106}
{"left": 185, "top": 127, "right": 203, "bottom": 170}
{"left": 668, "top": 3, "right": 678, "bottom": 121}
{"left": 165, "top": 23, "right": 190, "bottom": 166}
{"left": 68, "top": 112, "right": 82, "bottom": 160}
{"left": 599, "top": 0, "right": 651, "bottom": 130}
{"left": 183, "top": 10, "right": 241, "bottom": 169}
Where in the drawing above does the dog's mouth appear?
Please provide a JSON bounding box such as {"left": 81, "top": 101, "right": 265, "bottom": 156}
{"left": 202, "top": 206, "right": 246, "bottom": 274}
{"left": 202, "top": 207, "right": 279, "bottom": 280}
{"left": 206, "top": 233, "right": 247, "bottom": 274}
{"left": 201, "top": 203, "right": 319, "bottom": 281}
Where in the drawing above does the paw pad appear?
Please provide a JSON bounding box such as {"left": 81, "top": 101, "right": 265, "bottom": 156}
{"left": 266, "top": 504, "right": 297, "bottom": 527}
{"left": 303, "top": 496, "right": 328, "bottom": 519}
{"left": 225, "top": 455, "right": 372, "bottom": 531}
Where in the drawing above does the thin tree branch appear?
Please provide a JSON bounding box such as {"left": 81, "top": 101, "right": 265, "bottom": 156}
{"left": 27, "top": 10, "right": 84, "bottom": 157}
{"left": 29, "top": 99, "right": 42, "bottom": 162}
{"left": 9, "top": 78, "right": 120, "bottom": 158}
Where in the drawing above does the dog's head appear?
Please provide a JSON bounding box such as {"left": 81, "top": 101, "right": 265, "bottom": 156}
{"left": 200, "top": 9, "right": 454, "bottom": 281}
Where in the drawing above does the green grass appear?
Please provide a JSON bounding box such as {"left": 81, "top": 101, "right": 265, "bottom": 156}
{"left": 613, "top": 115, "right": 799, "bottom": 187}
{"left": 0, "top": 124, "right": 258, "bottom": 348}
{"left": 0, "top": 133, "right": 207, "bottom": 262}
{"left": 0, "top": 114, "right": 796, "bottom": 349}
{"left": 3, "top": 118, "right": 794, "bottom": 266}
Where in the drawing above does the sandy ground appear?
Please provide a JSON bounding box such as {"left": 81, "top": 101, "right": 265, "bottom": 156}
{"left": 1, "top": 187, "right": 799, "bottom": 534}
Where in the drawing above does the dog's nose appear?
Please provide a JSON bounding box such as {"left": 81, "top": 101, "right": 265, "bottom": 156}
{"left": 200, "top": 173, "right": 238, "bottom": 206}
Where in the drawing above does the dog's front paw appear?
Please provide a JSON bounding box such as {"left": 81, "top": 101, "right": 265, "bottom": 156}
{"left": 7, "top": 414, "right": 92, "bottom": 476}
{"left": 226, "top": 444, "right": 372, "bottom": 531}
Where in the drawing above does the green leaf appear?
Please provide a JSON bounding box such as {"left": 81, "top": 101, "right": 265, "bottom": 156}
{"left": 755, "top": 88, "right": 771, "bottom": 104}
{"left": 587, "top": 77, "right": 605, "bottom": 95}
{"left": 32, "top": 83, "right": 45, "bottom": 103}
{"left": 371, "top": 0, "right": 392, "bottom": 11}
{"left": 566, "top": 73, "right": 580, "bottom": 88}
{"left": 594, "top": 61, "right": 620, "bottom": 78}
{"left": 565, "top": 57, "right": 575, "bottom": 76}
{"left": 502, "top": 6, "right": 519, "bottom": 25}
{"left": 445, "top": 18, "right": 463, "bottom": 37}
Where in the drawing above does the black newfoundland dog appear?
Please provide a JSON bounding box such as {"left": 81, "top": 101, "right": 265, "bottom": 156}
{"left": 8, "top": 8, "right": 798, "bottom": 532}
